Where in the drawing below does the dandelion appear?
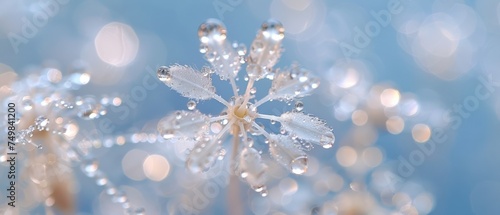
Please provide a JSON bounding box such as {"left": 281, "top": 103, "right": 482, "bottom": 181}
{"left": 157, "top": 19, "right": 335, "bottom": 195}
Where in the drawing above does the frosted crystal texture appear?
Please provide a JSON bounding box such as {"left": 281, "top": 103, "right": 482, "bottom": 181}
{"left": 268, "top": 134, "right": 308, "bottom": 175}
{"left": 269, "top": 66, "right": 320, "bottom": 101}
{"left": 198, "top": 19, "right": 241, "bottom": 80}
{"left": 239, "top": 147, "right": 268, "bottom": 194}
{"left": 186, "top": 138, "right": 221, "bottom": 173}
{"left": 157, "top": 110, "right": 209, "bottom": 140}
{"left": 157, "top": 65, "right": 216, "bottom": 100}
{"left": 280, "top": 112, "right": 335, "bottom": 149}
{"left": 247, "top": 19, "right": 284, "bottom": 79}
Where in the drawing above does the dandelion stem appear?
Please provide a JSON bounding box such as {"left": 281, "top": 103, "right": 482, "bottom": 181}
{"left": 251, "top": 121, "right": 272, "bottom": 139}
{"left": 256, "top": 113, "right": 281, "bottom": 122}
{"left": 228, "top": 125, "right": 244, "bottom": 215}
{"left": 238, "top": 122, "right": 249, "bottom": 147}
{"left": 254, "top": 94, "right": 272, "bottom": 108}
{"left": 213, "top": 94, "right": 231, "bottom": 107}
{"left": 209, "top": 115, "right": 229, "bottom": 122}
{"left": 238, "top": 77, "right": 255, "bottom": 112}
{"left": 229, "top": 77, "right": 239, "bottom": 97}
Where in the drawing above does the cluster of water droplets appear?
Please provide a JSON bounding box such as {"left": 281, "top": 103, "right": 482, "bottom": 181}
{"left": 268, "top": 66, "right": 320, "bottom": 103}
{"left": 247, "top": 19, "right": 285, "bottom": 80}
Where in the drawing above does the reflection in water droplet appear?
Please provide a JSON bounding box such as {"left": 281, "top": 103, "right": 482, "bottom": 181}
{"left": 187, "top": 100, "right": 197, "bottom": 110}
{"left": 290, "top": 156, "right": 308, "bottom": 174}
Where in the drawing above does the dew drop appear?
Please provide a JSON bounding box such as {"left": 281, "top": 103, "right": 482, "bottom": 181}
{"left": 290, "top": 156, "right": 307, "bottom": 175}
{"left": 199, "top": 44, "right": 209, "bottom": 54}
{"left": 320, "top": 133, "right": 335, "bottom": 148}
{"left": 261, "top": 19, "right": 285, "bottom": 41}
{"left": 240, "top": 171, "right": 248, "bottom": 178}
{"left": 35, "top": 116, "right": 49, "bottom": 131}
{"left": 198, "top": 19, "right": 227, "bottom": 43}
{"left": 37, "top": 145, "right": 43, "bottom": 150}
{"left": 22, "top": 98, "right": 34, "bottom": 110}
{"left": 294, "top": 101, "right": 304, "bottom": 112}
{"left": 81, "top": 159, "right": 99, "bottom": 177}
{"left": 157, "top": 66, "right": 171, "bottom": 82}
{"left": 250, "top": 87, "right": 257, "bottom": 95}
{"left": 187, "top": 100, "right": 197, "bottom": 110}
{"left": 112, "top": 191, "right": 127, "bottom": 203}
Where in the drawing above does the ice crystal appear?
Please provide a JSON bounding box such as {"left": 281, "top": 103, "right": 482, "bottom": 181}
{"left": 157, "top": 19, "right": 335, "bottom": 195}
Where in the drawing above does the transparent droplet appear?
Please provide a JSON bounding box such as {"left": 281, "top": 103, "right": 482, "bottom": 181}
{"left": 77, "top": 98, "right": 102, "bottom": 120}
{"left": 133, "top": 208, "right": 146, "bottom": 215}
{"left": 22, "top": 98, "right": 34, "bottom": 110}
{"left": 290, "top": 156, "right": 308, "bottom": 175}
{"left": 81, "top": 159, "right": 99, "bottom": 177}
{"left": 187, "top": 100, "right": 197, "bottom": 110}
{"left": 37, "top": 145, "right": 43, "bottom": 149}
{"left": 157, "top": 66, "right": 171, "bottom": 82}
{"left": 198, "top": 19, "right": 227, "bottom": 43}
{"left": 112, "top": 191, "right": 127, "bottom": 203}
{"left": 261, "top": 19, "right": 285, "bottom": 41}
{"left": 320, "top": 133, "right": 335, "bottom": 149}
{"left": 240, "top": 171, "right": 248, "bottom": 178}
{"left": 35, "top": 116, "right": 49, "bottom": 131}
{"left": 199, "top": 44, "right": 209, "bottom": 54}
{"left": 294, "top": 101, "right": 304, "bottom": 111}
{"left": 250, "top": 87, "right": 257, "bottom": 95}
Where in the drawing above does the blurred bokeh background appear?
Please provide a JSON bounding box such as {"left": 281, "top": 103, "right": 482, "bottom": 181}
{"left": 1, "top": 0, "right": 500, "bottom": 214}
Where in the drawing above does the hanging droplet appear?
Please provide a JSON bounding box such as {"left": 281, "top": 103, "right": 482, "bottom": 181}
{"left": 37, "top": 145, "right": 43, "bottom": 149}
{"left": 187, "top": 100, "right": 197, "bottom": 110}
{"left": 198, "top": 19, "right": 227, "bottom": 43}
{"left": 112, "top": 191, "right": 127, "bottom": 203}
{"left": 157, "top": 66, "right": 171, "bottom": 82}
{"left": 290, "top": 156, "right": 308, "bottom": 175}
{"left": 133, "top": 208, "right": 146, "bottom": 215}
{"left": 250, "top": 87, "right": 257, "bottom": 95}
{"left": 35, "top": 116, "right": 49, "bottom": 131}
{"left": 199, "top": 44, "right": 209, "bottom": 54}
{"left": 320, "top": 132, "right": 335, "bottom": 148}
{"left": 77, "top": 98, "right": 102, "bottom": 120}
{"left": 294, "top": 101, "right": 304, "bottom": 112}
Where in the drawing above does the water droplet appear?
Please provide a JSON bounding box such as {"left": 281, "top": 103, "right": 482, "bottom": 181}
{"left": 22, "top": 98, "right": 34, "bottom": 110}
{"left": 290, "top": 156, "right": 307, "bottom": 175}
{"left": 250, "top": 87, "right": 257, "bottom": 95}
{"left": 260, "top": 189, "right": 268, "bottom": 197}
{"left": 187, "top": 100, "right": 197, "bottom": 110}
{"left": 37, "top": 145, "right": 43, "bottom": 149}
{"left": 252, "top": 185, "right": 266, "bottom": 193}
{"left": 35, "top": 116, "right": 49, "bottom": 131}
{"left": 157, "top": 66, "right": 171, "bottom": 82}
{"left": 199, "top": 44, "right": 209, "bottom": 54}
{"left": 294, "top": 101, "right": 304, "bottom": 112}
{"left": 236, "top": 43, "right": 247, "bottom": 56}
{"left": 240, "top": 171, "right": 248, "bottom": 178}
{"left": 112, "top": 191, "right": 127, "bottom": 203}
{"left": 81, "top": 159, "right": 99, "bottom": 177}
{"left": 198, "top": 19, "right": 227, "bottom": 43}
{"left": 320, "top": 133, "right": 335, "bottom": 148}
{"left": 261, "top": 19, "right": 285, "bottom": 41}
{"left": 133, "top": 208, "right": 146, "bottom": 215}
{"left": 77, "top": 98, "right": 102, "bottom": 120}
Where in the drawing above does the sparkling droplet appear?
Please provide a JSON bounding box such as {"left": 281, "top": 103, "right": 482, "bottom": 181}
{"left": 37, "top": 145, "right": 43, "bottom": 149}
{"left": 77, "top": 98, "right": 102, "bottom": 120}
{"left": 240, "top": 171, "right": 248, "bottom": 178}
{"left": 290, "top": 156, "right": 308, "bottom": 175}
{"left": 250, "top": 87, "right": 257, "bottom": 95}
{"left": 22, "top": 98, "right": 34, "bottom": 110}
{"left": 112, "top": 191, "right": 127, "bottom": 203}
{"left": 157, "top": 66, "right": 171, "bottom": 82}
{"left": 198, "top": 19, "right": 227, "bottom": 43}
{"left": 320, "top": 133, "right": 335, "bottom": 148}
{"left": 261, "top": 19, "right": 285, "bottom": 41}
{"left": 81, "top": 159, "right": 99, "bottom": 177}
{"left": 199, "top": 44, "right": 209, "bottom": 54}
{"left": 187, "top": 100, "right": 197, "bottom": 110}
{"left": 260, "top": 189, "right": 268, "bottom": 197}
{"left": 35, "top": 116, "right": 49, "bottom": 131}
{"left": 294, "top": 101, "right": 304, "bottom": 112}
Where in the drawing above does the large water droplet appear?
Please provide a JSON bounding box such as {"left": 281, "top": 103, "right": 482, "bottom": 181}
{"left": 198, "top": 19, "right": 227, "bottom": 43}
{"left": 187, "top": 100, "right": 197, "bottom": 110}
{"left": 22, "top": 98, "right": 34, "bottom": 110}
{"left": 290, "top": 156, "right": 307, "bottom": 175}
{"left": 157, "top": 66, "right": 171, "bottom": 82}
{"left": 320, "top": 133, "right": 335, "bottom": 148}
{"left": 261, "top": 19, "right": 285, "bottom": 41}
{"left": 294, "top": 101, "right": 304, "bottom": 112}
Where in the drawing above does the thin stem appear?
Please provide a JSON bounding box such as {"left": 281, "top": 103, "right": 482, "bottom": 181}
{"left": 238, "top": 122, "right": 249, "bottom": 147}
{"left": 238, "top": 77, "right": 255, "bottom": 113}
{"left": 213, "top": 94, "right": 231, "bottom": 107}
{"left": 216, "top": 118, "right": 235, "bottom": 140}
{"left": 256, "top": 113, "right": 281, "bottom": 122}
{"left": 228, "top": 124, "right": 244, "bottom": 215}
{"left": 254, "top": 94, "right": 272, "bottom": 108}
{"left": 229, "top": 77, "right": 239, "bottom": 97}
{"left": 209, "top": 115, "right": 229, "bottom": 122}
{"left": 251, "top": 121, "right": 272, "bottom": 139}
